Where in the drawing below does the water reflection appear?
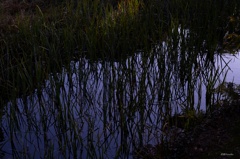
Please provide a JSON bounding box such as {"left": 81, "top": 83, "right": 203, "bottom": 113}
{"left": 220, "top": 52, "right": 240, "bottom": 84}
{"left": 0, "top": 45, "right": 239, "bottom": 158}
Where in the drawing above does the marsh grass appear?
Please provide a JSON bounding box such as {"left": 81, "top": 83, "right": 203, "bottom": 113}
{"left": 0, "top": 0, "right": 240, "bottom": 158}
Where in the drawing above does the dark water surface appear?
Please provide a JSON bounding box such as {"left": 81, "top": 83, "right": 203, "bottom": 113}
{"left": 0, "top": 42, "right": 239, "bottom": 158}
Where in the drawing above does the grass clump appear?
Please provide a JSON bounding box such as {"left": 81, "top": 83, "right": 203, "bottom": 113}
{"left": 0, "top": 0, "right": 158, "bottom": 101}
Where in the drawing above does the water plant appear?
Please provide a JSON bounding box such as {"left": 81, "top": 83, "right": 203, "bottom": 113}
{"left": 0, "top": 0, "right": 240, "bottom": 158}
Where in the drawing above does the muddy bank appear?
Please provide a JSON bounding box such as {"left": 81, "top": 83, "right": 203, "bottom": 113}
{"left": 134, "top": 101, "right": 240, "bottom": 159}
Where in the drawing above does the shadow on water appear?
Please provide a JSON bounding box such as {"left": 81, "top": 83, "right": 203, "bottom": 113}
{"left": 0, "top": 28, "right": 237, "bottom": 158}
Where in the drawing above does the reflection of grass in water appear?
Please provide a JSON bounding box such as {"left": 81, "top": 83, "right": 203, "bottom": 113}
{"left": 0, "top": 49, "right": 210, "bottom": 158}
{"left": 0, "top": 0, "right": 240, "bottom": 158}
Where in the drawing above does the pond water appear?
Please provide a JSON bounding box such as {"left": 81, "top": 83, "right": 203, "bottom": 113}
{"left": 221, "top": 53, "right": 240, "bottom": 84}
{"left": 0, "top": 41, "right": 240, "bottom": 158}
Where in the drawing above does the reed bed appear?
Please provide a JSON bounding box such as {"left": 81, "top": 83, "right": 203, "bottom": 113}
{"left": 0, "top": 0, "right": 240, "bottom": 158}
{"left": 0, "top": 0, "right": 239, "bottom": 100}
